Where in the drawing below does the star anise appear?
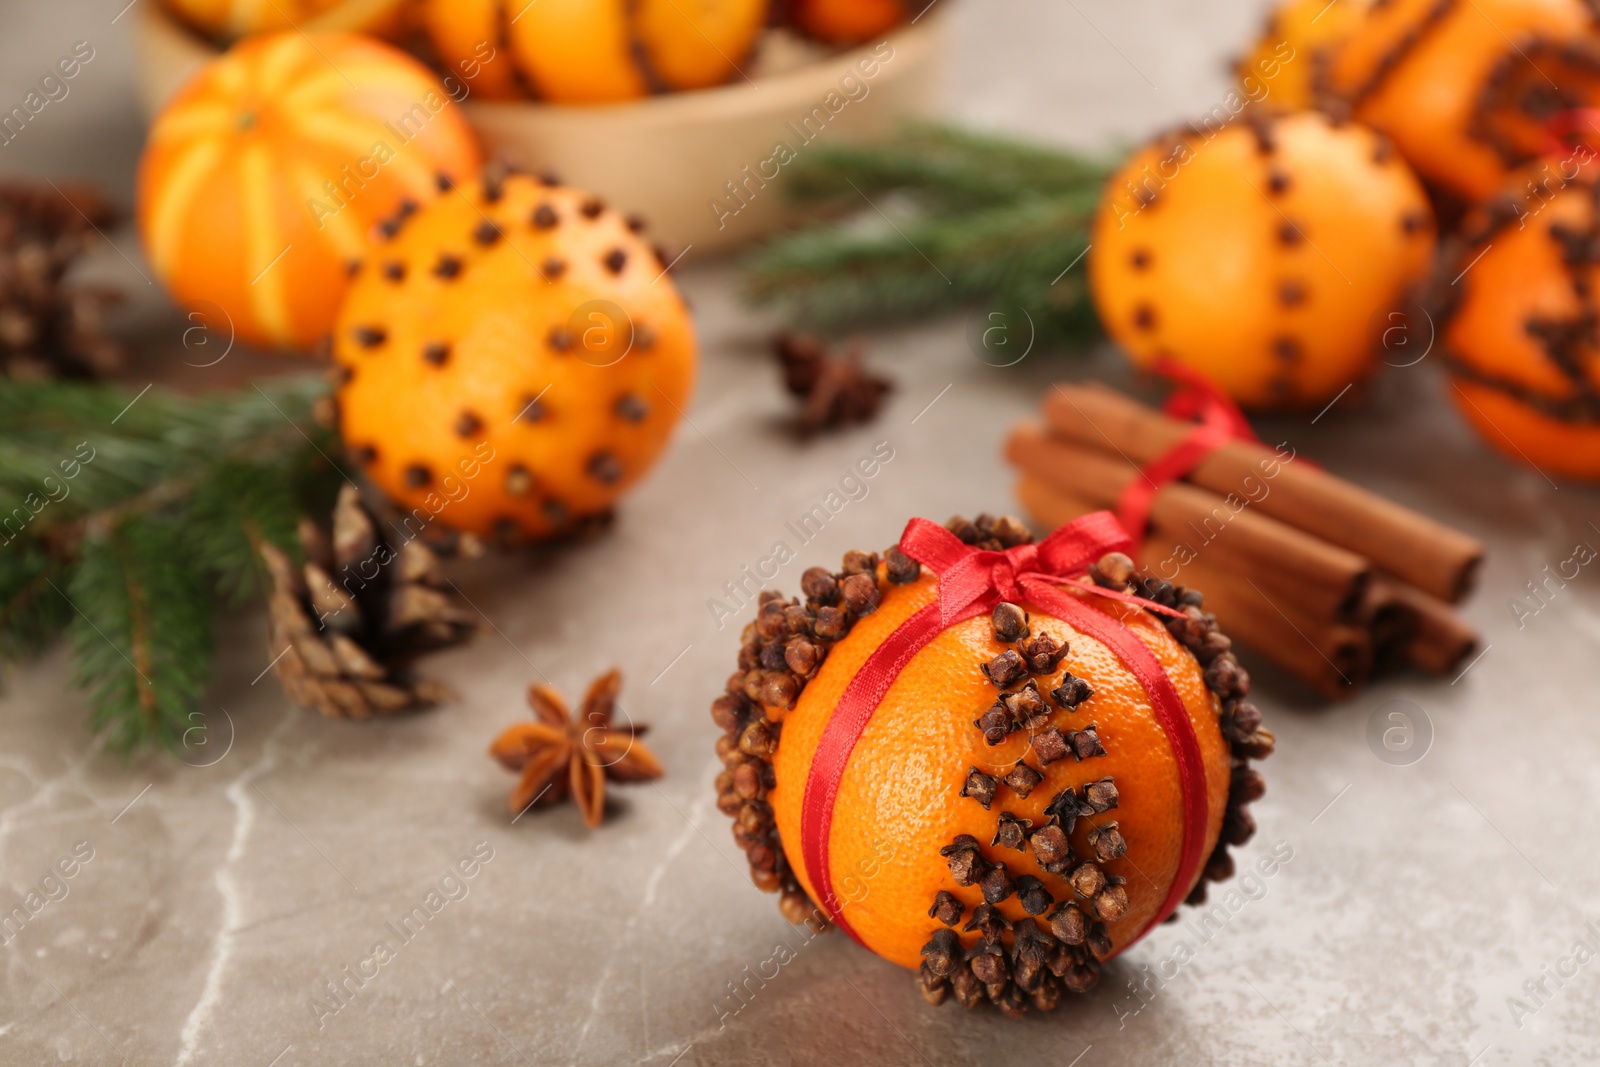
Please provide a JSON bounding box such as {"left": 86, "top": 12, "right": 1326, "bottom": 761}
{"left": 774, "top": 331, "right": 893, "bottom": 435}
{"left": 489, "top": 669, "right": 663, "bottom": 828}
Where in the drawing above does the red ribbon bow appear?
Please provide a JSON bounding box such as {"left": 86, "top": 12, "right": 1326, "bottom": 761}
{"left": 907, "top": 511, "right": 1185, "bottom": 630}
{"left": 797, "top": 511, "right": 1209, "bottom": 955}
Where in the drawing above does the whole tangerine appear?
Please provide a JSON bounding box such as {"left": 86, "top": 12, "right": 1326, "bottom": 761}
{"left": 1090, "top": 110, "right": 1435, "bottom": 409}
{"left": 162, "top": 0, "right": 408, "bottom": 41}
{"left": 1236, "top": 0, "right": 1373, "bottom": 111}
{"left": 419, "top": 0, "right": 768, "bottom": 104}
{"left": 1326, "top": 0, "right": 1597, "bottom": 202}
{"left": 331, "top": 170, "right": 696, "bottom": 540}
{"left": 137, "top": 32, "right": 482, "bottom": 351}
{"left": 414, "top": 0, "right": 526, "bottom": 101}
{"left": 784, "top": 0, "right": 911, "bottom": 44}
{"left": 711, "top": 513, "right": 1272, "bottom": 1017}
{"left": 1438, "top": 160, "right": 1600, "bottom": 481}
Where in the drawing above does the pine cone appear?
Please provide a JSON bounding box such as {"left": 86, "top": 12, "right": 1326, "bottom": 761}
{"left": 0, "top": 181, "right": 123, "bottom": 379}
{"left": 262, "top": 484, "right": 479, "bottom": 718}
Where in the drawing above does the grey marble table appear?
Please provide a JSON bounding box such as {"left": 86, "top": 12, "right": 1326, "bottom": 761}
{"left": 3, "top": 1, "right": 1599, "bottom": 1064}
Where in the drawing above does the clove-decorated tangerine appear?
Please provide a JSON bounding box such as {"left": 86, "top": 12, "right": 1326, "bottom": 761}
{"left": 331, "top": 170, "right": 696, "bottom": 540}
{"left": 1436, "top": 160, "right": 1600, "bottom": 481}
{"left": 1090, "top": 110, "right": 1435, "bottom": 409}
{"left": 1326, "top": 0, "right": 1598, "bottom": 203}
{"left": 1236, "top": 0, "right": 1373, "bottom": 111}
{"left": 711, "top": 513, "right": 1273, "bottom": 1017}
{"left": 418, "top": 0, "right": 769, "bottom": 104}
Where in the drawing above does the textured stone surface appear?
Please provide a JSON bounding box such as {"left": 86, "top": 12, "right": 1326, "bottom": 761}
{"left": 3, "top": 2, "right": 1600, "bottom": 1065}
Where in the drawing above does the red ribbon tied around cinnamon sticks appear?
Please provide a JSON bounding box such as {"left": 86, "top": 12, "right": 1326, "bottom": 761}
{"left": 1115, "top": 357, "right": 1261, "bottom": 562}
{"left": 797, "top": 511, "right": 1209, "bottom": 955}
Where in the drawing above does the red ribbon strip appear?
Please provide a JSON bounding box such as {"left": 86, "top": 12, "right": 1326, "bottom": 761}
{"left": 1115, "top": 357, "right": 1261, "bottom": 562}
{"left": 1542, "top": 108, "right": 1600, "bottom": 158}
{"left": 797, "top": 512, "right": 1208, "bottom": 953}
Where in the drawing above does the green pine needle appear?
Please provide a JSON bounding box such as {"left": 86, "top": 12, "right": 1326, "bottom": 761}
{"left": 69, "top": 516, "right": 215, "bottom": 754}
{"left": 0, "top": 374, "right": 340, "bottom": 756}
{"left": 744, "top": 122, "right": 1115, "bottom": 347}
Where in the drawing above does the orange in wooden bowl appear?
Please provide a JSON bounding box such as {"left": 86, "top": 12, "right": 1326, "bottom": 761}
{"left": 1326, "top": 0, "right": 1598, "bottom": 203}
{"left": 136, "top": 31, "right": 482, "bottom": 351}
{"left": 415, "top": 0, "right": 525, "bottom": 101}
{"left": 1090, "top": 110, "right": 1435, "bottom": 409}
{"left": 331, "top": 170, "right": 696, "bottom": 541}
{"left": 418, "top": 0, "right": 769, "bottom": 104}
{"left": 1438, "top": 160, "right": 1600, "bottom": 481}
{"left": 711, "top": 513, "right": 1273, "bottom": 1017}
{"left": 162, "top": 0, "right": 406, "bottom": 40}
{"left": 786, "top": 0, "right": 911, "bottom": 44}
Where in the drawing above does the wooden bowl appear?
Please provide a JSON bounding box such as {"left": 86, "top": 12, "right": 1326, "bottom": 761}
{"left": 130, "top": 3, "right": 947, "bottom": 252}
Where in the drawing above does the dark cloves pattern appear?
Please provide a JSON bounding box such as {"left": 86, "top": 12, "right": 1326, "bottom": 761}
{"left": 709, "top": 512, "right": 1272, "bottom": 1019}
{"left": 711, "top": 540, "right": 914, "bottom": 929}
{"left": 918, "top": 520, "right": 1273, "bottom": 1017}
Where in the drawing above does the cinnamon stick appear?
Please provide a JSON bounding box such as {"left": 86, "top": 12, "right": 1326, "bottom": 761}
{"left": 1016, "top": 476, "right": 1370, "bottom": 698}
{"left": 1357, "top": 576, "right": 1421, "bottom": 676}
{"left": 1042, "top": 383, "right": 1486, "bottom": 603}
{"left": 1006, "top": 422, "right": 1371, "bottom": 621}
{"left": 1387, "top": 581, "right": 1480, "bottom": 675}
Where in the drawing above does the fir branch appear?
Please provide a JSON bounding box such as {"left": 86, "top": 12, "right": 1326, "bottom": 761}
{"left": 181, "top": 455, "right": 309, "bottom": 605}
{"left": 69, "top": 516, "right": 214, "bottom": 753}
{"left": 0, "top": 374, "right": 341, "bottom": 755}
{"left": 0, "top": 540, "right": 70, "bottom": 657}
{"left": 744, "top": 122, "right": 1115, "bottom": 347}
{"left": 747, "top": 196, "right": 1100, "bottom": 344}
{"left": 784, "top": 122, "right": 1113, "bottom": 210}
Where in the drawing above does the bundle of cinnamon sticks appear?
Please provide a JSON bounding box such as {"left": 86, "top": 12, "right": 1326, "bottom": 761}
{"left": 1005, "top": 382, "right": 1484, "bottom": 699}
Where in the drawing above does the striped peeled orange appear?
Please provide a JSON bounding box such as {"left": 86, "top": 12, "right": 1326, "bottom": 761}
{"left": 711, "top": 513, "right": 1273, "bottom": 1017}
{"left": 136, "top": 32, "right": 482, "bottom": 351}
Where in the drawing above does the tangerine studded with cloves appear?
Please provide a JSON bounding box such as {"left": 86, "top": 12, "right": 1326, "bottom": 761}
{"left": 1433, "top": 158, "right": 1600, "bottom": 481}
{"left": 709, "top": 513, "right": 1273, "bottom": 1018}
{"left": 1090, "top": 110, "right": 1435, "bottom": 410}
{"left": 332, "top": 168, "right": 696, "bottom": 541}
{"left": 1326, "top": 0, "right": 1600, "bottom": 204}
